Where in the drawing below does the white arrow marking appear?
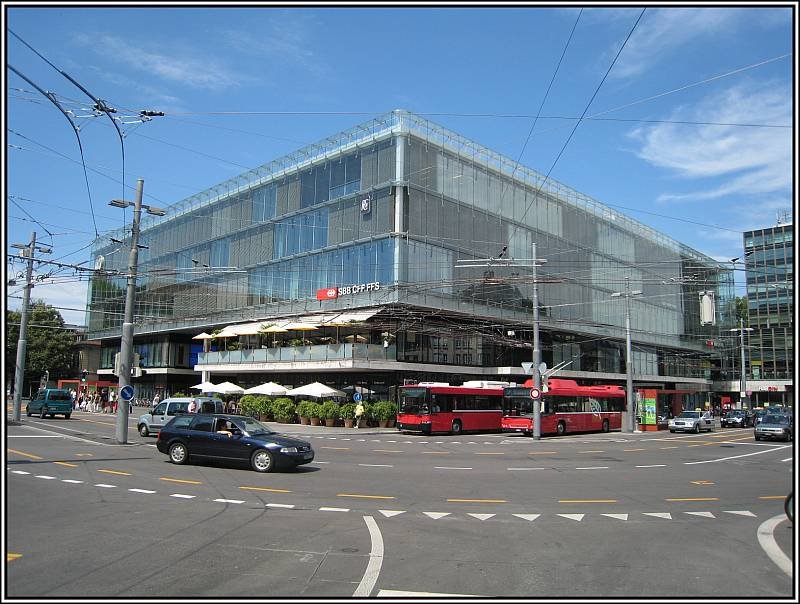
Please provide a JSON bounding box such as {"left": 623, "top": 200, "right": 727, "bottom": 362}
{"left": 468, "top": 513, "right": 495, "bottom": 521}
{"left": 266, "top": 503, "right": 295, "bottom": 509}
{"left": 378, "top": 510, "right": 405, "bottom": 518}
{"left": 512, "top": 514, "right": 541, "bottom": 521}
{"left": 684, "top": 511, "right": 715, "bottom": 518}
{"left": 557, "top": 514, "right": 585, "bottom": 521}
{"left": 724, "top": 510, "right": 757, "bottom": 517}
{"left": 423, "top": 512, "right": 450, "bottom": 519}
{"left": 214, "top": 498, "right": 245, "bottom": 504}
{"left": 602, "top": 513, "right": 629, "bottom": 521}
{"left": 643, "top": 512, "right": 672, "bottom": 519}
{"left": 129, "top": 488, "right": 156, "bottom": 494}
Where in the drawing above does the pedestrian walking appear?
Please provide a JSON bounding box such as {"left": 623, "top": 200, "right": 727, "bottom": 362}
{"left": 354, "top": 402, "right": 365, "bottom": 429}
{"left": 188, "top": 399, "right": 197, "bottom": 413}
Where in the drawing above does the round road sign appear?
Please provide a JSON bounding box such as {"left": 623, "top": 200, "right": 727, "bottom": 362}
{"left": 120, "top": 385, "right": 134, "bottom": 401}
{"left": 353, "top": 392, "right": 362, "bottom": 402}
{"left": 529, "top": 387, "right": 541, "bottom": 399}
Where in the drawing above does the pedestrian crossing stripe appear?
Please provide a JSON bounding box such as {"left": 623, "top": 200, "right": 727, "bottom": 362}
{"left": 423, "top": 512, "right": 450, "bottom": 519}
{"left": 379, "top": 510, "right": 405, "bottom": 518}
{"left": 468, "top": 513, "right": 495, "bottom": 521}
{"left": 557, "top": 514, "right": 584, "bottom": 521}
{"left": 685, "top": 511, "right": 715, "bottom": 518}
{"left": 643, "top": 512, "right": 672, "bottom": 519}
{"left": 602, "top": 513, "right": 629, "bottom": 521}
{"left": 512, "top": 514, "right": 541, "bottom": 521}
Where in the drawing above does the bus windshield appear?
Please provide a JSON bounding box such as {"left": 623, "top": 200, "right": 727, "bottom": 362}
{"left": 399, "top": 388, "right": 430, "bottom": 415}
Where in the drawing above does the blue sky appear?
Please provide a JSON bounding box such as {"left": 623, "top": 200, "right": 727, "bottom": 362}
{"left": 6, "top": 5, "right": 794, "bottom": 324}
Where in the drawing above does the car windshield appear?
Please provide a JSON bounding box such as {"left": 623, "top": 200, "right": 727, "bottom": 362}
{"left": 763, "top": 415, "right": 789, "bottom": 425}
{"left": 677, "top": 411, "right": 701, "bottom": 419}
{"left": 237, "top": 417, "right": 274, "bottom": 435}
{"left": 48, "top": 391, "right": 72, "bottom": 401}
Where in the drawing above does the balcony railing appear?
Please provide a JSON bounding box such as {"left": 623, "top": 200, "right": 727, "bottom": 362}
{"left": 197, "top": 344, "right": 396, "bottom": 365}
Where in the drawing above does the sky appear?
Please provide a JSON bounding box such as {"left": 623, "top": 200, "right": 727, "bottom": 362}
{"left": 5, "top": 3, "right": 796, "bottom": 325}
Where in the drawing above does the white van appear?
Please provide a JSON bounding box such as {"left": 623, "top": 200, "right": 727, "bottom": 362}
{"left": 137, "top": 397, "right": 224, "bottom": 437}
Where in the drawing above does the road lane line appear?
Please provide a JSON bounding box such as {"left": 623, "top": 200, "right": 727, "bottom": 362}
{"left": 636, "top": 464, "right": 666, "bottom": 468}
{"left": 320, "top": 446, "right": 350, "bottom": 450}
{"left": 421, "top": 451, "right": 449, "bottom": 455}
{"left": 659, "top": 446, "right": 679, "bottom": 450}
{"left": 529, "top": 452, "right": 557, "bottom": 455}
{"left": 97, "top": 469, "right": 131, "bottom": 476}
{"left": 665, "top": 498, "right": 719, "bottom": 502}
{"left": 129, "top": 488, "right": 156, "bottom": 494}
{"left": 575, "top": 466, "right": 609, "bottom": 470}
{"left": 507, "top": 467, "right": 545, "bottom": 471}
{"left": 94, "top": 484, "right": 117, "bottom": 488}
{"left": 623, "top": 448, "right": 647, "bottom": 452}
{"left": 758, "top": 514, "right": 792, "bottom": 578}
{"left": 559, "top": 499, "right": 617, "bottom": 503}
{"left": 338, "top": 493, "right": 396, "bottom": 500}
{"left": 378, "top": 590, "right": 481, "bottom": 597}
{"left": 160, "top": 477, "right": 202, "bottom": 485}
{"left": 759, "top": 496, "right": 786, "bottom": 500}
{"left": 10, "top": 470, "right": 30, "bottom": 475}
{"left": 359, "top": 464, "right": 394, "bottom": 468}
{"left": 35, "top": 475, "right": 56, "bottom": 480}
{"left": 266, "top": 503, "right": 295, "bottom": 509}
{"left": 320, "top": 507, "right": 349, "bottom": 512}
{"left": 239, "top": 486, "right": 292, "bottom": 493}
{"left": 578, "top": 450, "right": 605, "bottom": 453}
{"left": 434, "top": 467, "right": 472, "bottom": 470}
{"left": 685, "top": 446, "right": 791, "bottom": 465}
{"left": 446, "top": 499, "right": 507, "bottom": 503}
{"left": 214, "top": 498, "right": 245, "bottom": 504}
{"left": 170, "top": 494, "right": 195, "bottom": 499}
{"left": 62, "top": 479, "right": 83, "bottom": 484}
{"left": 7, "top": 448, "right": 43, "bottom": 460}
{"left": 7, "top": 553, "right": 23, "bottom": 562}
{"left": 353, "top": 516, "right": 384, "bottom": 597}
{"left": 53, "top": 461, "right": 77, "bottom": 468}
{"left": 373, "top": 450, "right": 403, "bottom": 453}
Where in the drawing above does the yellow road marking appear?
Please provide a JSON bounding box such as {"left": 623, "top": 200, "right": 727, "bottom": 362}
{"left": 665, "top": 497, "right": 719, "bottom": 502}
{"left": 559, "top": 499, "right": 618, "bottom": 503}
{"left": 320, "top": 446, "right": 350, "bottom": 450}
{"left": 529, "top": 451, "right": 557, "bottom": 455}
{"left": 578, "top": 450, "right": 604, "bottom": 453}
{"left": 475, "top": 452, "right": 505, "bottom": 455}
{"left": 7, "top": 553, "right": 22, "bottom": 562}
{"left": 78, "top": 418, "right": 116, "bottom": 426}
{"left": 97, "top": 469, "right": 131, "bottom": 476}
{"left": 53, "top": 461, "right": 77, "bottom": 468}
{"left": 691, "top": 480, "right": 714, "bottom": 485}
{"left": 422, "top": 451, "right": 449, "bottom": 455}
{"left": 239, "top": 486, "right": 291, "bottom": 493}
{"left": 623, "top": 448, "right": 647, "bottom": 452}
{"left": 687, "top": 444, "right": 704, "bottom": 447}
{"left": 447, "top": 498, "right": 507, "bottom": 503}
{"left": 159, "top": 477, "right": 202, "bottom": 485}
{"left": 373, "top": 449, "right": 403, "bottom": 453}
{"left": 337, "top": 493, "right": 396, "bottom": 500}
{"left": 659, "top": 446, "right": 679, "bottom": 450}
{"left": 7, "top": 448, "right": 43, "bottom": 460}
{"left": 759, "top": 495, "right": 786, "bottom": 500}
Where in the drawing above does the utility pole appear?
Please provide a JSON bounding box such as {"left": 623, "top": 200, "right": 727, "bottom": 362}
{"left": 108, "top": 179, "right": 165, "bottom": 444}
{"left": 729, "top": 319, "right": 754, "bottom": 410}
{"left": 10, "top": 232, "right": 52, "bottom": 422}
{"left": 611, "top": 277, "right": 642, "bottom": 433}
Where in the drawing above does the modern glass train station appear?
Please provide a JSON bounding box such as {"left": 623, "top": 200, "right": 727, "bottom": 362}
{"left": 88, "top": 110, "right": 733, "bottom": 404}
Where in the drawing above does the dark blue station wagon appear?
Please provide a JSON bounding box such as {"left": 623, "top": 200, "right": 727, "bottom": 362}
{"left": 156, "top": 414, "right": 314, "bottom": 473}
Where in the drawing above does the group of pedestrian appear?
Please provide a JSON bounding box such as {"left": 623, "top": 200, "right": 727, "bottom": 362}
{"left": 75, "top": 391, "right": 107, "bottom": 413}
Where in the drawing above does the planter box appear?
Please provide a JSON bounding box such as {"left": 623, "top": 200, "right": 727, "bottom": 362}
{"left": 343, "top": 419, "right": 354, "bottom": 428}
{"left": 378, "top": 420, "right": 389, "bottom": 428}
{"left": 310, "top": 417, "right": 321, "bottom": 426}
{"left": 324, "top": 419, "right": 335, "bottom": 427}
{"left": 299, "top": 417, "right": 310, "bottom": 425}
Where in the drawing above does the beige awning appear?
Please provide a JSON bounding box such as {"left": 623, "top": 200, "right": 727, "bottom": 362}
{"left": 192, "top": 332, "right": 214, "bottom": 340}
{"left": 284, "top": 322, "right": 319, "bottom": 331}
{"left": 213, "top": 308, "right": 382, "bottom": 338}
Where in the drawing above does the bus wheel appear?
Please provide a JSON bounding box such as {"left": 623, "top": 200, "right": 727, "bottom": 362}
{"left": 451, "top": 420, "right": 462, "bottom": 435}
{"left": 601, "top": 419, "right": 609, "bottom": 433}
{"left": 523, "top": 431, "right": 532, "bottom": 437}
{"left": 556, "top": 421, "right": 566, "bottom": 436}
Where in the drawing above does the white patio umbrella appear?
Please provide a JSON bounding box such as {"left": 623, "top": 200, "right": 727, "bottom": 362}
{"left": 191, "top": 381, "right": 218, "bottom": 391}
{"left": 207, "top": 381, "right": 245, "bottom": 395}
{"left": 284, "top": 382, "right": 346, "bottom": 398}
{"left": 191, "top": 332, "right": 214, "bottom": 340}
{"left": 244, "top": 382, "right": 288, "bottom": 396}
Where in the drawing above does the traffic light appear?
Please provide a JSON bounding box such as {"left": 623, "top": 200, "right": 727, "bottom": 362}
{"left": 81, "top": 369, "right": 88, "bottom": 382}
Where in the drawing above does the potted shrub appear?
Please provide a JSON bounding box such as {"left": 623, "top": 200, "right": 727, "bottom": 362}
{"left": 239, "top": 394, "right": 257, "bottom": 418}
{"left": 373, "top": 401, "right": 397, "bottom": 428}
{"left": 254, "top": 396, "right": 272, "bottom": 421}
{"left": 271, "top": 397, "right": 296, "bottom": 423}
{"left": 321, "top": 400, "right": 340, "bottom": 427}
{"left": 340, "top": 403, "right": 357, "bottom": 428}
{"left": 308, "top": 402, "right": 324, "bottom": 426}
{"left": 297, "top": 400, "right": 314, "bottom": 425}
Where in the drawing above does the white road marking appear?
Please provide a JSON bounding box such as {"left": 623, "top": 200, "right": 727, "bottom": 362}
{"left": 311, "top": 461, "right": 330, "bottom": 464}
{"left": 266, "top": 503, "right": 295, "bottom": 509}
{"left": 95, "top": 484, "right": 116, "bottom": 488}
{"left": 11, "top": 470, "right": 30, "bottom": 475}
{"left": 35, "top": 475, "right": 56, "bottom": 480}
{"left": 602, "top": 513, "right": 629, "bottom": 521}
{"left": 724, "top": 510, "right": 757, "bottom": 517}
{"left": 353, "top": 516, "right": 384, "bottom": 597}
{"left": 378, "top": 510, "right": 405, "bottom": 518}
{"left": 757, "top": 514, "right": 792, "bottom": 578}
{"left": 129, "top": 488, "right": 156, "bottom": 494}
{"left": 7, "top": 435, "right": 64, "bottom": 438}
{"left": 378, "top": 590, "right": 482, "bottom": 597}
{"left": 685, "top": 445, "right": 791, "bottom": 465}
{"left": 468, "top": 513, "right": 495, "bottom": 521}
{"left": 423, "top": 512, "right": 450, "bottom": 519}
{"left": 320, "top": 507, "right": 349, "bottom": 512}
{"left": 507, "top": 467, "right": 545, "bottom": 471}
{"left": 170, "top": 494, "right": 195, "bottom": 499}
{"left": 684, "top": 511, "right": 715, "bottom": 518}
{"left": 643, "top": 512, "right": 672, "bottom": 519}
{"left": 512, "top": 514, "right": 540, "bottom": 521}
{"left": 62, "top": 479, "right": 83, "bottom": 484}
{"left": 558, "top": 514, "right": 584, "bottom": 522}
{"left": 434, "top": 466, "right": 472, "bottom": 470}
{"left": 781, "top": 457, "right": 792, "bottom": 462}
{"left": 359, "top": 464, "right": 394, "bottom": 468}
{"left": 635, "top": 464, "right": 666, "bottom": 468}
{"left": 575, "top": 466, "right": 608, "bottom": 470}
{"left": 214, "top": 498, "right": 245, "bottom": 504}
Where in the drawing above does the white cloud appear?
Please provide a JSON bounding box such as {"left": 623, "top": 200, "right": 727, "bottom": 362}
{"left": 612, "top": 8, "right": 741, "bottom": 79}
{"left": 73, "top": 33, "right": 248, "bottom": 90}
{"left": 629, "top": 82, "right": 791, "bottom": 203}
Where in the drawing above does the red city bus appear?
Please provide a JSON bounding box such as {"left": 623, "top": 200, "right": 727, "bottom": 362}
{"left": 502, "top": 378, "right": 626, "bottom": 436}
{"left": 397, "top": 381, "right": 509, "bottom": 435}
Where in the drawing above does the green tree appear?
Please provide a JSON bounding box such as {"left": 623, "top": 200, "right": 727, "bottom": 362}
{"left": 734, "top": 296, "right": 749, "bottom": 325}
{"left": 6, "top": 300, "right": 76, "bottom": 395}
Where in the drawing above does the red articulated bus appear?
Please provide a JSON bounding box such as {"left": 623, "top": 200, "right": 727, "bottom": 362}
{"left": 397, "top": 381, "right": 509, "bottom": 435}
{"left": 502, "top": 378, "right": 626, "bottom": 436}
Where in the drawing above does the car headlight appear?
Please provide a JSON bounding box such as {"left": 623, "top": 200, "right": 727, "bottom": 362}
{"left": 280, "top": 447, "right": 298, "bottom": 453}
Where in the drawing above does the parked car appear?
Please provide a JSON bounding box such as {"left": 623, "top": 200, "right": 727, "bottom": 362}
{"left": 668, "top": 410, "right": 715, "bottom": 433}
{"left": 755, "top": 414, "right": 793, "bottom": 442}
{"left": 156, "top": 414, "right": 314, "bottom": 472}
{"left": 26, "top": 388, "right": 73, "bottom": 419}
{"left": 721, "top": 410, "right": 752, "bottom": 428}
{"left": 137, "top": 397, "right": 224, "bottom": 437}
{"left": 753, "top": 409, "right": 768, "bottom": 426}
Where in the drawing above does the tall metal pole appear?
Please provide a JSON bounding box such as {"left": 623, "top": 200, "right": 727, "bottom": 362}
{"left": 739, "top": 318, "right": 747, "bottom": 410}
{"left": 11, "top": 232, "right": 37, "bottom": 422}
{"left": 115, "top": 179, "right": 144, "bottom": 444}
{"left": 531, "top": 243, "right": 542, "bottom": 440}
{"left": 624, "top": 278, "right": 635, "bottom": 433}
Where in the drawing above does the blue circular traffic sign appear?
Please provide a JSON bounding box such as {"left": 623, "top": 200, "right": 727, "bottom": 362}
{"left": 353, "top": 392, "right": 362, "bottom": 402}
{"left": 120, "top": 385, "right": 135, "bottom": 401}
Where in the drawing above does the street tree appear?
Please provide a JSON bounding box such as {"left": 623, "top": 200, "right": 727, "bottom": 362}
{"left": 6, "top": 300, "right": 77, "bottom": 395}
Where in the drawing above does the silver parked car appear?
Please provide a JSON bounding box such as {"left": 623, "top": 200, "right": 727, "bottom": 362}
{"left": 668, "top": 410, "right": 715, "bottom": 433}
{"left": 755, "top": 414, "right": 793, "bottom": 442}
{"left": 137, "top": 397, "right": 224, "bottom": 437}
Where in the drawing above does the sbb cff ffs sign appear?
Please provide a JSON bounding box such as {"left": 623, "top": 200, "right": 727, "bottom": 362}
{"left": 316, "top": 282, "right": 381, "bottom": 301}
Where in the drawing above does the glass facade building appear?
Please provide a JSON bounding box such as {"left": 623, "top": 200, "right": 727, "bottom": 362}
{"left": 87, "top": 110, "right": 732, "bottom": 399}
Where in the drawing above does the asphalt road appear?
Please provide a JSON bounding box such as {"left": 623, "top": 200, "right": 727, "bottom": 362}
{"left": 5, "top": 409, "right": 795, "bottom": 598}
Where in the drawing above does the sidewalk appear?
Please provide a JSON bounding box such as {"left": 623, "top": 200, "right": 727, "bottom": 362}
{"left": 263, "top": 421, "right": 401, "bottom": 436}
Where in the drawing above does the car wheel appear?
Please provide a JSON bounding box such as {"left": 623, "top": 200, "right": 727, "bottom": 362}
{"left": 65, "top": 413, "right": 71, "bottom": 420}
{"left": 601, "top": 419, "right": 610, "bottom": 433}
{"left": 451, "top": 420, "right": 462, "bottom": 435}
{"left": 41, "top": 406, "right": 48, "bottom": 419}
{"left": 755, "top": 435, "right": 761, "bottom": 441}
{"left": 139, "top": 424, "right": 149, "bottom": 437}
{"left": 251, "top": 449, "right": 275, "bottom": 473}
{"left": 693, "top": 423, "right": 700, "bottom": 434}
{"left": 26, "top": 406, "right": 31, "bottom": 417}
{"left": 669, "top": 429, "right": 675, "bottom": 433}
{"left": 169, "top": 442, "right": 189, "bottom": 465}
{"left": 556, "top": 421, "right": 566, "bottom": 436}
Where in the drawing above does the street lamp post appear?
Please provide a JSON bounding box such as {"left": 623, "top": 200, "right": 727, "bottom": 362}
{"left": 611, "top": 277, "right": 642, "bottom": 433}
{"left": 10, "top": 232, "right": 52, "bottom": 422}
{"left": 108, "top": 179, "right": 165, "bottom": 444}
{"left": 729, "top": 319, "right": 754, "bottom": 410}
